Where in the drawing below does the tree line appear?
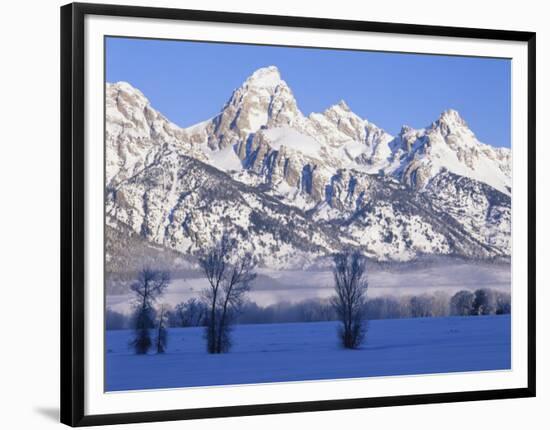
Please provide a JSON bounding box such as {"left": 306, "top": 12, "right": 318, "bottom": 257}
{"left": 108, "top": 287, "right": 510, "bottom": 330}
{"left": 112, "top": 235, "right": 510, "bottom": 354}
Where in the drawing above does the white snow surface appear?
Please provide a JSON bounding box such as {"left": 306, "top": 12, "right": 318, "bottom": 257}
{"left": 262, "top": 127, "right": 321, "bottom": 157}
{"left": 204, "top": 145, "right": 243, "bottom": 171}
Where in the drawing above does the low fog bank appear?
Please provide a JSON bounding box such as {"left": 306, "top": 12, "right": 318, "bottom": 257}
{"left": 107, "top": 258, "right": 510, "bottom": 312}
{"left": 107, "top": 287, "right": 510, "bottom": 330}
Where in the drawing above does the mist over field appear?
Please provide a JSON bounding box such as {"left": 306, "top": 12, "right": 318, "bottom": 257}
{"left": 107, "top": 259, "right": 510, "bottom": 312}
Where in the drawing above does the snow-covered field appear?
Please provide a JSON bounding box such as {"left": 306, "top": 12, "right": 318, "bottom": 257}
{"left": 106, "top": 315, "right": 510, "bottom": 392}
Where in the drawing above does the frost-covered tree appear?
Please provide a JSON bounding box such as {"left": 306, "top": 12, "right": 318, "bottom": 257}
{"left": 431, "top": 291, "right": 451, "bottom": 317}
{"left": 199, "top": 235, "right": 256, "bottom": 353}
{"left": 450, "top": 290, "right": 475, "bottom": 316}
{"left": 365, "top": 297, "right": 401, "bottom": 320}
{"left": 173, "top": 298, "right": 207, "bottom": 327}
{"left": 155, "top": 305, "right": 168, "bottom": 354}
{"left": 129, "top": 268, "right": 170, "bottom": 354}
{"left": 495, "top": 291, "right": 511, "bottom": 315}
{"left": 410, "top": 295, "right": 434, "bottom": 318}
{"left": 331, "top": 251, "right": 369, "bottom": 349}
{"left": 472, "top": 288, "right": 496, "bottom": 315}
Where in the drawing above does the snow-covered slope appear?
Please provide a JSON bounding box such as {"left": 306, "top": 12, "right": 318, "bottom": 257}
{"left": 386, "top": 110, "right": 511, "bottom": 195}
{"left": 105, "top": 66, "right": 511, "bottom": 267}
{"left": 106, "top": 151, "right": 506, "bottom": 270}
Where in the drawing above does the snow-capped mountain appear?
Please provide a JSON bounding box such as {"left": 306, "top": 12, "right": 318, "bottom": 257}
{"left": 106, "top": 82, "right": 206, "bottom": 185}
{"left": 385, "top": 110, "right": 511, "bottom": 195}
{"left": 105, "top": 66, "right": 511, "bottom": 270}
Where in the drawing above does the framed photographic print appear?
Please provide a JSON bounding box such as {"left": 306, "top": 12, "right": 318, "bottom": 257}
{"left": 60, "top": 2, "right": 536, "bottom": 426}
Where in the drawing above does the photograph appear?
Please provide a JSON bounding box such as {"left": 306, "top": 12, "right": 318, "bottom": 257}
{"left": 104, "top": 36, "right": 513, "bottom": 392}
{"left": 0, "top": 0, "right": 543, "bottom": 428}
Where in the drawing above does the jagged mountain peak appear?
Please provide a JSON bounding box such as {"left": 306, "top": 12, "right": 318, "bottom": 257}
{"left": 226, "top": 65, "right": 294, "bottom": 110}
{"left": 205, "top": 66, "right": 302, "bottom": 149}
{"left": 105, "top": 77, "right": 512, "bottom": 266}
{"left": 106, "top": 78, "right": 510, "bottom": 198}
{"left": 332, "top": 99, "right": 352, "bottom": 112}
{"left": 438, "top": 108, "right": 466, "bottom": 125}
{"left": 431, "top": 108, "right": 473, "bottom": 137}
{"left": 320, "top": 99, "right": 371, "bottom": 142}
{"left": 385, "top": 109, "right": 510, "bottom": 195}
{"left": 107, "top": 81, "right": 150, "bottom": 108}
{"left": 245, "top": 65, "right": 283, "bottom": 88}
{"left": 324, "top": 99, "right": 359, "bottom": 117}
{"left": 105, "top": 81, "right": 201, "bottom": 185}
{"left": 398, "top": 124, "right": 418, "bottom": 137}
{"left": 108, "top": 80, "right": 143, "bottom": 93}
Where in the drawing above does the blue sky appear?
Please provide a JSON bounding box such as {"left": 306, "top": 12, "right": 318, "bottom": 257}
{"left": 106, "top": 37, "right": 511, "bottom": 148}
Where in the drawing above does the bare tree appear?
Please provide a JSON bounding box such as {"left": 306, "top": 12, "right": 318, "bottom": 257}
{"left": 199, "top": 235, "right": 256, "bottom": 353}
{"left": 129, "top": 268, "right": 170, "bottom": 354}
{"left": 330, "top": 251, "right": 369, "bottom": 349}
{"left": 173, "top": 298, "right": 207, "bottom": 327}
{"left": 155, "top": 305, "right": 168, "bottom": 354}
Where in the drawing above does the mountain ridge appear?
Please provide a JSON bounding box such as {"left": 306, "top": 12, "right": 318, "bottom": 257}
{"left": 105, "top": 66, "right": 511, "bottom": 269}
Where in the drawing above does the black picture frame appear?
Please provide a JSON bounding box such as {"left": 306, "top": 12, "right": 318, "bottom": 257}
{"left": 60, "top": 2, "right": 536, "bottom": 426}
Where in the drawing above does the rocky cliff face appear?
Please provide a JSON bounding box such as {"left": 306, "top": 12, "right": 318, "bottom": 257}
{"left": 105, "top": 66, "right": 511, "bottom": 270}
{"left": 106, "top": 82, "right": 205, "bottom": 186}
